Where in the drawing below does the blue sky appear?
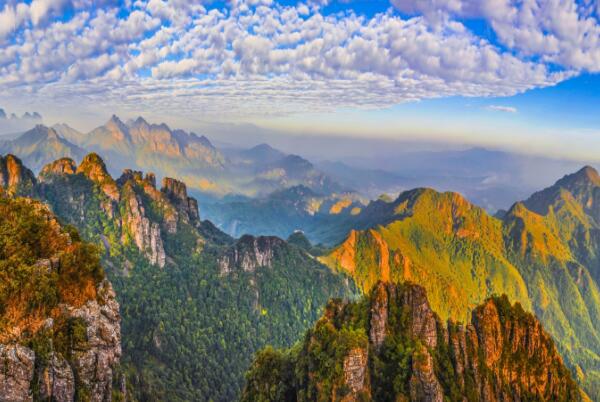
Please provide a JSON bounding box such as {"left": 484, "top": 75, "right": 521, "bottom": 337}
{"left": 0, "top": 0, "right": 599, "bottom": 160}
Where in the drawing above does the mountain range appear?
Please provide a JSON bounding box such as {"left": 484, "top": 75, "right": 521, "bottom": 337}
{"left": 1, "top": 117, "right": 348, "bottom": 199}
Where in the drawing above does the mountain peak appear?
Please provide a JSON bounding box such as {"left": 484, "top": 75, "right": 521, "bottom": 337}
{"left": 556, "top": 165, "right": 600, "bottom": 188}
{"left": 132, "top": 116, "right": 149, "bottom": 127}
{"left": 107, "top": 114, "right": 127, "bottom": 129}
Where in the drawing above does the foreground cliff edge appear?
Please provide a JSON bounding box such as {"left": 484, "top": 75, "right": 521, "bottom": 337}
{"left": 243, "top": 281, "right": 584, "bottom": 402}
{"left": 0, "top": 193, "right": 122, "bottom": 401}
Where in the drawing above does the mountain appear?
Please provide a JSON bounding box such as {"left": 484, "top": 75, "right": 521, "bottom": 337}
{"left": 0, "top": 107, "right": 43, "bottom": 135}
{"left": 202, "top": 184, "right": 364, "bottom": 240}
{"left": 228, "top": 143, "right": 287, "bottom": 165}
{"left": 0, "top": 125, "right": 86, "bottom": 171}
{"left": 52, "top": 123, "right": 86, "bottom": 145}
{"left": 27, "top": 152, "right": 357, "bottom": 400}
{"left": 40, "top": 116, "right": 346, "bottom": 198}
{"left": 243, "top": 282, "right": 582, "bottom": 401}
{"left": 84, "top": 115, "right": 226, "bottom": 179}
{"left": 321, "top": 167, "right": 600, "bottom": 399}
{"left": 0, "top": 192, "right": 122, "bottom": 401}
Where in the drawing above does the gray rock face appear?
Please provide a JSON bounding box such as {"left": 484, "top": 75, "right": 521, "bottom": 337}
{"left": 343, "top": 348, "right": 369, "bottom": 398}
{"left": 122, "top": 185, "right": 166, "bottom": 268}
{"left": 38, "top": 354, "right": 75, "bottom": 402}
{"left": 0, "top": 344, "right": 35, "bottom": 402}
{"left": 0, "top": 280, "right": 121, "bottom": 402}
{"left": 369, "top": 284, "right": 388, "bottom": 349}
{"left": 409, "top": 347, "right": 444, "bottom": 402}
{"left": 402, "top": 285, "right": 438, "bottom": 349}
{"left": 68, "top": 280, "right": 122, "bottom": 402}
{"left": 218, "top": 235, "right": 283, "bottom": 274}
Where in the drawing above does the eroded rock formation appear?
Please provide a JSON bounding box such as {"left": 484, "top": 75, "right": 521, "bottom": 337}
{"left": 243, "top": 281, "right": 581, "bottom": 402}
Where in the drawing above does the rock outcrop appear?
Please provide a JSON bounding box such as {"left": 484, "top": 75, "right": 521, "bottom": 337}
{"left": 242, "top": 281, "right": 582, "bottom": 402}
{"left": 0, "top": 281, "right": 121, "bottom": 402}
{"left": 39, "top": 157, "right": 77, "bottom": 177}
{"left": 161, "top": 177, "right": 200, "bottom": 225}
{"left": 77, "top": 153, "right": 119, "bottom": 202}
{"left": 218, "top": 235, "right": 284, "bottom": 274}
{"left": 343, "top": 348, "right": 369, "bottom": 399}
{"left": 0, "top": 344, "right": 35, "bottom": 401}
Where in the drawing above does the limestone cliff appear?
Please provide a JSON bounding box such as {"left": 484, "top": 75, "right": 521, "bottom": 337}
{"left": 242, "top": 281, "right": 582, "bottom": 402}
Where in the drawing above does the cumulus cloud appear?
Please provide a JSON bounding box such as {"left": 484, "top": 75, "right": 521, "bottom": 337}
{"left": 392, "top": 0, "right": 600, "bottom": 72}
{"left": 0, "top": 0, "right": 589, "bottom": 120}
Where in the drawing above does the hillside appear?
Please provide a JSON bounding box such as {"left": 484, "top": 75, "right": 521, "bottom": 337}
{"left": 27, "top": 152, "right": 357, "bottom": 400}
{"left": 243, "top": 282, "right": 582, "bottom": 401}
{"left": 321, "top": 167, "right": 600, "bottom": 398}
{"left": 0, "top": 190, "right": 122, "bottom": 401}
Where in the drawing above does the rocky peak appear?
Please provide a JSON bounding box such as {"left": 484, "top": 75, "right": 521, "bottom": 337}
{"left": 117, "top": 169, "right": 145, "bottom": 185}
{"left": 145, "top": 172, "right": 156, "bottom": 188}
{"left": 557, "top": 165, "right": 600, "bottom": 188}
{"left": 0, "top": 154, "right": 36, "bottom": 195}
{"left": 161, "top": 177, "right": 188, "bottom": 203}
{"left": 131, "top": 116, "right": 148, "bottom": 127}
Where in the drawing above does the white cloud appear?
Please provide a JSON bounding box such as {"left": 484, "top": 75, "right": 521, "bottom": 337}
{"left": 0, "top": 0, "right": 585, "bottom": 121}
{"left": 392, "top": 0, "right": 600, "bottom": 72}
{"left": 486, "top": 105, "right": 517, "bottom": 113}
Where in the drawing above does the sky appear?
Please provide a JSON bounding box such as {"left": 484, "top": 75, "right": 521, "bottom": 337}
{"left": 1, "top": 0, "right": 600, "bottom": 160}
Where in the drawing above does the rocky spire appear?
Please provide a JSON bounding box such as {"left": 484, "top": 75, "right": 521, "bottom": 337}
{"left": 161, "top": 177, "right": 200, "bottom": 224}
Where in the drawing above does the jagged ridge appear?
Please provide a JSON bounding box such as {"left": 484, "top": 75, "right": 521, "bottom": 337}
{"left": 242, "top": 281, "right": 582, "bottom": 402}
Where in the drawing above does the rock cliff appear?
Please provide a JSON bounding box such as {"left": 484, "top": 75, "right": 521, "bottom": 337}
{"left": 36, "top": 153, "right": 205, "bottom": 269}
{"left": 218, "top": 235, "right": 285, "bottom": 274}
{"left": 0, "top": 195, "right": 122, "bottom": 402}
{"left": 0, "top": 154, "right": 36, "bottom": 195}
{"left": 242, "top": 281, "right": 582, "bottom": 402}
